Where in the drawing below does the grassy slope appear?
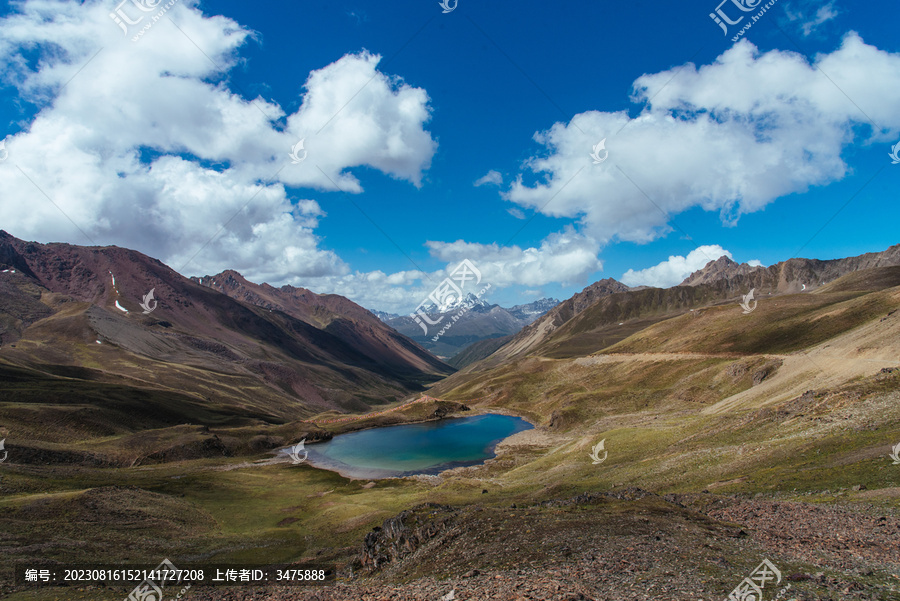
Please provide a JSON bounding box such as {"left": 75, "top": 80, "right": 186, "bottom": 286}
{"left": 430, "top": 274, "right": 900, "bottom": 496}
{"left": 447, "top": 335, "right": 513, "bottom": 369}
{"left": 2, "top": 270, "right": 900, "bottom": 599}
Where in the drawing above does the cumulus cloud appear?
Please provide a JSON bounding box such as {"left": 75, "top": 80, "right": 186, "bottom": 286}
{"left": 298, "top": 264, "right": 491, "bottom": 315}
{"left": 0, "top": 0, "right": 435, "bottom": 283}
{"left": 426, "top": 229, "right": 602, "bottom": 288}
{"left": 474, "top": 169, "right": 503, "bottom": 187}
{"left": 300, "top": 231, "right": 602, "bottom": 312}
{"left": 296, "top": 269, "right": 431, "bottom": 314}
{"left": 506, "top": 35, "right": 900, "bottom": 245}
{"left": 283, "top": 51, "right": 436, "bottom": 191}
{"left": 620, "top": 245, "right": 733, "bottom": 288}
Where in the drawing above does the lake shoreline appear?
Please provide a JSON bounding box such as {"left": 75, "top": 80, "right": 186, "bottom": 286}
{"left": 290, "top": 411, "right": 535, "bottom": 481}
{"left": 305, "top": 404, "right": 537, "bottom": 442}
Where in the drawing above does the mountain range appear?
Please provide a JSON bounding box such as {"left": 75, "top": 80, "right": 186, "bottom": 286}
{"left": 3, "top": 233, "right": 900, "bottom": 600}
{"left": 0, "top": 231, "right": 451, "bottom": 430}
{"left": 381, "top": 296, "right": 560, "bottom": 360}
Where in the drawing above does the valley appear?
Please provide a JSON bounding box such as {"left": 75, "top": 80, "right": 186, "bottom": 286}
{"left": 1, "top": 238, "right": 900, "bottom": 600}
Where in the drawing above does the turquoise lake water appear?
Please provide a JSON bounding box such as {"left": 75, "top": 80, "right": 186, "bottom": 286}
{"left": 301, "top": 413, "right": 533, "bottom": 479}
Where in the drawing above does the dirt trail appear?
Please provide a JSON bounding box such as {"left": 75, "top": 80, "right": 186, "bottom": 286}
{"left": 704, "top": 310, "right": 900, "bottom": 415}
{"left": 564, "top": 310, "right": 899, "bottom": 416}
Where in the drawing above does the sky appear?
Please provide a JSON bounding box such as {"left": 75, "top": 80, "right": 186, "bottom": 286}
{"left": 0, "top": 0, "right": 898, "bottom": 314}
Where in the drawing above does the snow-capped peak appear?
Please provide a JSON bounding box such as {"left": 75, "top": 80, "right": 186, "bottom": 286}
{"left": 422, "top": 292, "right": 489, "bottom": 314}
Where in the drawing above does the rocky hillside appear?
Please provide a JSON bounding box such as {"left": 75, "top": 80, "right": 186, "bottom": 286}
{"left": 0, "top": 231, "right": 451, "bottom": 438}
{"left": 194, "top": 270, "right": 452, "bottom": 380}
{"left": 479, "top": 277, "right": 630, "bottom": 362}
{"left": 681, "top": 244, "right": 900, "bottom": 290}
{"left": 479, "top": 246, "right": 900, "bottom": 366}
{"left": 680, "top": 255, "right": 764, "bottom": 285}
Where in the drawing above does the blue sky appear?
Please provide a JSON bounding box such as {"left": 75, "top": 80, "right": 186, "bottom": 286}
{"left": 0, "top": 0, "right": 898, "bottom": 312}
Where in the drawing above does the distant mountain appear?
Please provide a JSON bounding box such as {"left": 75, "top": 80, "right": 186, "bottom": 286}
{"left": 370, "top": 309, "right": 401, "bottom": 322}
{"left": 418, "top": 292, "right": 492, "bottom": 314}
{"left": 469, "top": 246, "right": 900, "bottom": 366}
{"left": 680, "top": 256, "right": 763, "bottom": 286}
{"left": 507, "top": 298, "right": 561, "bottom": 321}
{"left": 680, "top": 246, "right": 900, "bottom": 291}
{"left": 490, "top": 278, "right": 630, "bottom": 361}
{"left": 0, "top": 231, "right": 451, "bottom": 425}
{"left": 384, "top": 297, "right": 559, "bottom": 360}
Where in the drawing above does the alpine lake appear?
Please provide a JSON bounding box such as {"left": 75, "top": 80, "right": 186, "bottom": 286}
{"left": 292, "top": 413, "right": 533, "bottom": 479}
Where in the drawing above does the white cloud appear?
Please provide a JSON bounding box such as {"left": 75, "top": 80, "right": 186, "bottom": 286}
{"left": 282, "top": 51, "right": 436, "bottom": 191}
{"left": 3, "top": 3, "right": 894, "bottom": 316}
{"left": 0, "top": 0, "right": 435, "bottom": 284}
{"left": 295, "top": 270, "right": 429, "bottom": 314}
{"left": 507, "top": 207, "right": 526, "bottom": 220}
{"left": 474, "top": 169, "right": 503, "bottom": 187}
{"left": 747, "top": 259, "right": 763, "bottom": 267}
{"left": 506, "top": 35, "right": 900, "bottom": 245}
{"left": 621, "top": 245, "right": 732, "bottom": 288}
{"left": 785, "top": 1, "right": 839, "bottom": 37}
{"left": 425, "top": 229, "right": 602, "bottom": 288}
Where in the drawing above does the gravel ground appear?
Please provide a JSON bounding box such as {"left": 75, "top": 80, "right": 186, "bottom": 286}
{"left": 182, "top": 491, "right": 900, "bottom": 601}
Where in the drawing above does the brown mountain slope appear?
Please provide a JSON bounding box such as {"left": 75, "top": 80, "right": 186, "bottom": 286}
{"left": 681, "top": 244, "right": 900, "bottom": 289}
{"left": 481, "top": 245, "right": 900, "bottom": 365}
{"left": 193, "top": 270, "right": 452, "bottom": 380}
{"left": 488, "top": 277, "right": 630, "bottom": 362}
{"left": 0, "top": 231, "right": 447, "bottom": 424}
{"left": 679, "top": 255, "right": 763, "bottom": 285}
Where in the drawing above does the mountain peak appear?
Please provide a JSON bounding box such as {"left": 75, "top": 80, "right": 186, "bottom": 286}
{"left": 680, "top": 256, "right": 761, "bottom": 286}
{"left": 420, "top": 291, "right": 490, "bottom": 314}
{"left": 570, "top": 278, "right": 629, "bottom": 314}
